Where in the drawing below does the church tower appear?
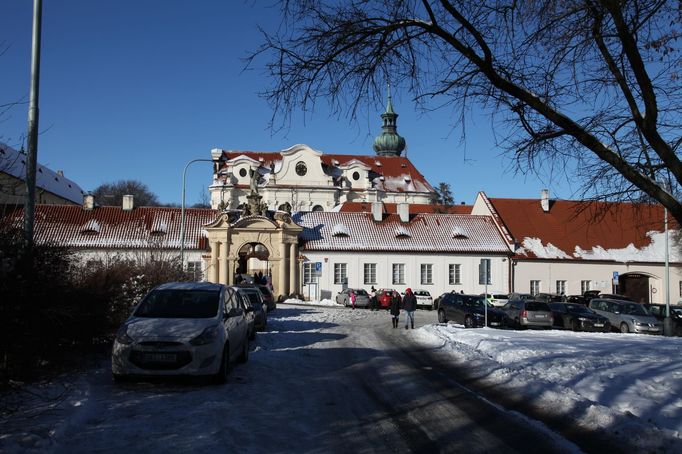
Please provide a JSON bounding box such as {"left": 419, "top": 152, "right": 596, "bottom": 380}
{"left": 373, "top": 84, "right": 406, "bottom": 157}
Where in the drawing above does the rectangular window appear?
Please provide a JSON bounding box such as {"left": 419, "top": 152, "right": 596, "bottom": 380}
{"left": 392, "top": 263, "right": 405, "bottom": 285}
{"left": 186, "top": 261, "right": 202, "bottom": 281}
{"left": 303, "top": 262, "right": 314, "bottom": 284}
{"left": 364, "top": 263, "right": 377, "bottom": 285}
{"left": 556, "top": 280, "right": 566, "bottom": 295}
{"left": 478, "top": 259, "right": 491, "bottom": 285}
{"left": 581, "top": 280, "right": 591, "bottom": 294}
{"left": 420, "top": 264, "right": 433, "bottom": 285}
{"left": 334, "top": 263, "right": 347, "bottom": 284}
{"left": 530, "top": 280, "right": 540, "bottom": 295}
{"left": 449, "top": 264, "right": 461, "bottom": 285}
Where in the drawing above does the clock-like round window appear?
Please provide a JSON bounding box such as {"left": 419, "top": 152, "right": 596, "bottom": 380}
{"left": 352, "top": 171, "right": 360, "bottom": 181}
{"left": 239, "top": 168, "right": 247, "bottom": 178}
{"left": 296, "top": 162, "right": 307, "bottom": 176}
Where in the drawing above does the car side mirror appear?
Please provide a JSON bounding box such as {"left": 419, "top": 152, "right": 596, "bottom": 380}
{"left": 227, "top": 307, "right": 243, "bottom": 318}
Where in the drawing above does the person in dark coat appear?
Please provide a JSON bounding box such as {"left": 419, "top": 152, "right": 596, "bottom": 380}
{"left": 389, "top": 292, "right": 401, "bottom": 328}
{"left": 402, "top": 288, "right": 417, "bottom": 329}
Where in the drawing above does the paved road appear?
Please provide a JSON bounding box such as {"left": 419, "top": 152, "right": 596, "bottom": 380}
{"left": 5, "top": 305, "right": 599, "bottom": 453}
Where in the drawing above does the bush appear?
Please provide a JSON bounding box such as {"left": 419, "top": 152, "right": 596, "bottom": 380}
{"left": 0, "top": 223, "right": 191, "bottom": 387}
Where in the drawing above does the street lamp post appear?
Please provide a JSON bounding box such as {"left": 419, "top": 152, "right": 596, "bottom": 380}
{"left": 180, "top": 158, "right": 216, "bottom": 268}
{"left": 664, "top": 204, "right": 673, "bottom": 336}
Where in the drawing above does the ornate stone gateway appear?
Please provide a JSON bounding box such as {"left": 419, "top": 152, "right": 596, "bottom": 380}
{"left": 204, "top": 209, "right": 303, "bottom": 299}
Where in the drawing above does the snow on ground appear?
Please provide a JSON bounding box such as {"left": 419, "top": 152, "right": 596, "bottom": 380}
{"left": 412, "top": 322, "right": 682, "bottom": 450}
{"left": 1, "top": 300, "right": 681, "bottom": 452}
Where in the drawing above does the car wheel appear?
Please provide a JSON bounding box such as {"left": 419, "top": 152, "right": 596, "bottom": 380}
{"left": 620, "top": 322, "right": 630, "bottom": 334}
{"left": 238, "top": 339, "right": 249, "bottom": 364}
{"left": 464, "top": 316, "right": 474, "bottom": 328}
{"left": 214, "top": 344, "right": 230, "bottom": 384}
{"left": 571, "top": 319, "right": 580, "bottom": 332}
{"left": 438, "top": 310, "right": 447, "bottom": 324}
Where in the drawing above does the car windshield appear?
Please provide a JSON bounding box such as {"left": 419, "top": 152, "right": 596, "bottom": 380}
{"left": 414, "top": 290, "right": 431, "bottom": 297}
{"left": 525, "top": 302, "right": 551, "bottom": 312}
{"left": 565, "top": 304, "right": 592, "bottom": 314}
{"left": 244, "top": 292, "right": 262, "bottom": 306}
{"left": 621, "top": 303, "right": 648, "bottom": 316}
{"left": 492, "top": 294, "right": 507, "bottom": 299}
{"left": 354, "top": 289, "right": 368, "bottom": 296}
{"left": 134, "top": 289, "right": 220, "bottom": 318}
{"left": 463, "top": 296, "right": 491, "bottom": 308}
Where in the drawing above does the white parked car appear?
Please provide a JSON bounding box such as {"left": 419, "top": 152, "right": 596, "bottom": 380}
{"left": 112, "top": 282, "right": 250, "bottom": 384}
{"left": 482, "top": 291, "right": 510, "bottom": 307}
{"left": 413, "top": 289, "right": 434, "bottom": 310}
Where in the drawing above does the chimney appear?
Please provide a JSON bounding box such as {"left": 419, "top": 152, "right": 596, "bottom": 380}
{"left": 83, "top": 193, "right": 94, "bottom": 211}
{"left": 540, "top": 189, "right": 550, "bottom": 212}
{"left": 371, "top": 202, "right": 383, "bottom": 222}
{"left": 397, "top": 202, "right": 410, "bottom": 223}
{"left": 122, "top": 194, "right": 134, "bottom": 211}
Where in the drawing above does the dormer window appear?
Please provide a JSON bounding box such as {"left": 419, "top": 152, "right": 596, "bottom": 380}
{"left": 395, "top": 226, "right": 411, "bottom": 238}
{"left": 151, "top": 220, "right": 168, "bottom": 236}
{"left": 239, "top": 168, "right": 247, "bottom": 177}
{"left": 352, "top": 171, "right": 360, "bottom": 181}
{"left": 332, "top": 223, "right": 350, "bottom": 237}
{"left": 452, "top": 227, "right": 468, "bottom": 239}
{"left": 80, "top": 219, "right": 101, "bottom": 235}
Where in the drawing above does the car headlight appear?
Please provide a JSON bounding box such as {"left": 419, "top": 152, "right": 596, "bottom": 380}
{"left": 577, "top": 317, "right": 589, "bottom": 321}
{"left": 633, "top": 319, "right": 643, "bottom": 326}
{"left": 190, "top": 325, "right": 220, "bottom": 346}
{"left": 115, "top": 325, "right": 134, "bottom": 345}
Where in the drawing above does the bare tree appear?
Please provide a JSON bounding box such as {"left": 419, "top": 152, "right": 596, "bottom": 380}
{"left": 92, "top": 180, "right": 160, "bottom": 207}
{"left": 251, "top": 1, "right": 682, "bottom": 223}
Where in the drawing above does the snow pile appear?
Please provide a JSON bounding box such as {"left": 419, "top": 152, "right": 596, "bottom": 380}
{"left": 282, "top": 298, "right": 342, "bottom": 307}
{"left": 413, "top": 325, "right": 682, "bottom": 451}
{"left": 520, "top": 237, "right": 571, "bottom": 259}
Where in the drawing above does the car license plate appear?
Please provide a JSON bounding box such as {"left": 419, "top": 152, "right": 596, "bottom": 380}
{"left": 144, "top": 353, "right": 176, "bottom": 363}
{"left": 535, "top": 314, "right": 546, "bottom": 318}
{"left": 594, "top": 323, "right": 604, "bottom": 327}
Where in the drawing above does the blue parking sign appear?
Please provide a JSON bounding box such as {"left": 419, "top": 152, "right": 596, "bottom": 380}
{"left": 315, "top": 262, "right": 322, "bottom": 272}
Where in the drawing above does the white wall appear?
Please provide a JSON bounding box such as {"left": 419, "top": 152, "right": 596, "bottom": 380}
{"left": 301, "top": 251, "right": 509, "bottom": 301}
{"left": 513, "top": 260, "right": 682, "bottom": 304}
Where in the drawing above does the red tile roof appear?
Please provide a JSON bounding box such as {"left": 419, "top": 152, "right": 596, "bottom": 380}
{"left": 295, "top": 211, "right": 510, "bottom": 253}
{"left": 2, "top": 205, "right": 217, "bottom": 250}
{"left": 217, "top": 150, "right": 435, "bottom": 194}
{"left": 488, "top": 198, "right": 672, "bottom": 260}
{"left": 339, "top": 201, "right": 471, "bottom": 214}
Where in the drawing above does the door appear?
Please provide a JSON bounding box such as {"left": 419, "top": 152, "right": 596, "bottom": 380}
{"left": 619, "top": 273, "right": 650, "bottom": 303}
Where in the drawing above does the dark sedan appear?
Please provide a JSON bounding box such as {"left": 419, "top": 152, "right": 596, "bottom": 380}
{"left": 642, "top": 303, "right": 682, "bottom": 336}
{"left": 550, "top": 302, "right": 610, "bottom": 332}
{"left": 437, "top": 293, "right": 506, "bottom": 328}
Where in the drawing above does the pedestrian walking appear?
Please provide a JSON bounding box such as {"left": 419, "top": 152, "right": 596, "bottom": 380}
{"left": 350, "top": 290, "right": 356, "bottom": 310}
{"left": 370, "top": 286, "right": 377, "bottom": 311}
{"left": 402, "top": 288, "right": 417, "bottom": 329}
{"left": 389, "top": 292, "right": 401, "bottom": 328}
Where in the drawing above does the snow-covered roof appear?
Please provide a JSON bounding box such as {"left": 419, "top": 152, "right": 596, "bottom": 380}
{"left": 3, "top": 205, "right": 217, "bottom": 250}
{"left": 487, "top": 197, "right": 680, "bottom": 263}
{"left": 0, "top": 142, "right": 84, "bottom": 204}
{"left": 215, "top": 147, "right": 435, "bottom": 195}
{"left": 294, "top": 211, "right": 510, "bottom": 253}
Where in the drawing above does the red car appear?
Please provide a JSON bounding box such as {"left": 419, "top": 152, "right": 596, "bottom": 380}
{"left": 377, "top": 289, "right": 401, "bottom": 309}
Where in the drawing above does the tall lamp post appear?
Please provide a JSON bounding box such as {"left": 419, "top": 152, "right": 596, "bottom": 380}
{"left": 664, "top": 202, "right": 673, "bottom": 336}
{"left": 180, "top": 157, "right": 219, "bottom": 267}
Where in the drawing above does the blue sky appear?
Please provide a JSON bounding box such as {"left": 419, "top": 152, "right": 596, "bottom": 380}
{"left": 1, "top": 1, "right": 574, "bottom": 207}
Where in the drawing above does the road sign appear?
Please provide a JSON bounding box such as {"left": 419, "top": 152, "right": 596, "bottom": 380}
{"left": 314, "top": 262, "right": 322, "bottom": 275}
{"left": 613, "top": 271, "right": 619, "bottom": 284}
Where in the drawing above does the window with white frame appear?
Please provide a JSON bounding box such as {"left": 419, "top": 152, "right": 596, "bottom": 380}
{"left": 186, "top": 261, "right": 202, "bottom": 281}
{"left": 449, "top": 264, "right": 461, "bottom": 285}
{"left": 334, "top": 263, "right": 347, "bottom": 284}
{"left": 364, "top": 263, "right": 377, "bottom": 285}
{"left": 581, "top": 280, "right": 591, "bottom": 294}
{"left": 392, "top": 263, "right": 405, "bottom": 285}
{"left": 556, "top": 280, "right": 566, "bottom": 295}
{"left": 420, "top": 264, "right": 433, "bottom": 285}
{"left": 303, "top": 262, "right": 315, "bottom": 284}
{"left": 530, "top": 280, "right": 540, "bottom": 295}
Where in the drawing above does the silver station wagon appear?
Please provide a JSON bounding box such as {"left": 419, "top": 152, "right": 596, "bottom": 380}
{"left": 588, "top": 298, "right": 662, "bottom": 334}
